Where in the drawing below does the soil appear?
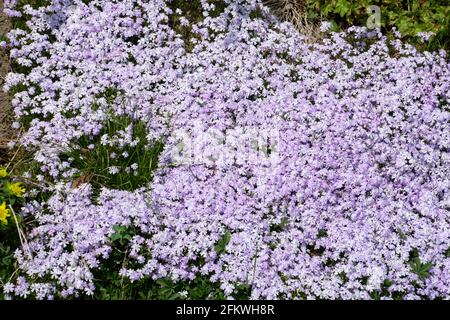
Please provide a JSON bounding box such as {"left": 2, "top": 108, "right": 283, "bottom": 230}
{"left": 0, "top": 0, "right": 14, "bottom": 164}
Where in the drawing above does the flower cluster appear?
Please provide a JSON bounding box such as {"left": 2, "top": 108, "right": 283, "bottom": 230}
{"left": 4, "top": 184, "right": 154, "bottom": 299}
{"left": 0, "top": 202, "right": 10, "bottom": 225}
{"left": 0, "top": 167, "right": 26, "bottom": 226}
{"left": 3, "top": 0, "right": 450, "bottom": 299}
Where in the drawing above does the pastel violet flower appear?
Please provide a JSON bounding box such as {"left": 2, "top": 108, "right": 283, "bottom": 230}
{"left": 11, "top": 122, "right": 21, "bottom": 129}
{"left": 417, "top": 31, "right": 435, "bottom": 43}
{"left": 179, "top": 17, "right": 190, "bottom": 27}
{"left": 6, "top": 182, "right": 25, "bottom": 198}
{"left": 319, "top": 21, "right": 333, "bottom": 32}
{"left": 108, "top": 166, "right": 120, "bottom": 175}
{"left": 0, "top": 202, "right": 11, "bottom": 225}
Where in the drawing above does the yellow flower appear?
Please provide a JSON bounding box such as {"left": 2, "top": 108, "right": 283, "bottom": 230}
{"left": 6, "top": 182, "right": 26, "bottom": 197}
{"left": 0, "top": 202, "right": 10, "bottom": 225}
{"left": 0, "top": 167, "right": 7, "bottom": 178}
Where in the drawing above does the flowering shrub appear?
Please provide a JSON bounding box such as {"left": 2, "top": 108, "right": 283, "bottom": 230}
{"left": 2, "top": 0, "right": 450, "bottom": 299}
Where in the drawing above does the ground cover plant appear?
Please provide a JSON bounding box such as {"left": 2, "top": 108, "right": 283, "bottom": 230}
{"left": 302, "top": 0, "right": 450, "bottom": 51}
{"left": 0, "top": 0, "right": 449, "bottom": 300}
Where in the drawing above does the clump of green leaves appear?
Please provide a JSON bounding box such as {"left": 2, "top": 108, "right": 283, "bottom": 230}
{"left": 214, "top": 229, "right": 231, "bottom": 255}
{"left": 304, "top": 0, "right": 449, "bottom": 51}
{"left": 407, "top": 248, "right": 433, "bottom": 284}
{"left": 93, "top": 272, "right": 229, "bottom": 300}
{"left": 410, "top": 257, "right": 433, "bottom": 281}
{"left": 91, "top": 241, "right": 230, "bottom": 300}
{"left": 61, "top": 115, "right": 163, "bottom": 193}
{"left": 369, "top": 279, "right": 406, "bottom": 300}
{"left": 110, "top": 225, "right": 135, "bottom": 247}
{"left": 270, "top": 217, "right": 289, "bottom": 233}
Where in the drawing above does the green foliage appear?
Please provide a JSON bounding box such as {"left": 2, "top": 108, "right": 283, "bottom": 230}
{"left": 91, "top": 244, "right": 229, "bottom": 300}
{"left": 0, "top": 169, "right": 24, "bottom": 299}
{"left": 110, "top": 225, "right": 135, "bottom": 246}
{"left": 233, "top": 283, "right": 252, "bottom": 300}
{"left": 317, "top": 229, "right": 328, "bottom": 238}
{"left": 0, "top": 234, "right": 19, "bottom": 300}
{"left": 142, "top": 277, "right": 227, "bottom": 300}
{"left": 369, "top": 279, "right": 390, "bottom": 300}
{"left": 369, "top": 279, "right": 405, "bottom": 300}
{"left": 270, "top": 217, "right": 289, "bottom": 233}
{"left": 409, "top": 257, "right": 433, "bottom": 281}
{"left": 214, "top": 229, "right": 231, "bottom": 255}
{"left": 305, "top": 0, "right": 450, "bottom": 51}
{"left": 93, "top": 273, "right": 229, "bottom": 300}
{"left": 60, "top": 115, "right": 163, "bottom": 193}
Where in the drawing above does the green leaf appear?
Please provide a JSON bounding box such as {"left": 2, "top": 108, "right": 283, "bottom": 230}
{"left": 317, "top": 229, "right": 328, "bottom": 238}
{"left": 110, "top": 233, "right": 122, "bottom": 242}
{"left": 124, "top": 234, "right": 132, "bottom": 241}
{"left": 335, "top": 0, "right": 351, "bottom": 17}
{"left": 410, "top": 257, "right": 433, "bottom": 281}
{"left": 270, "top": 217, "right": 289, "bottom": 233}
{"left": 214, "top": 230, "right": 232, "bottom": 254}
